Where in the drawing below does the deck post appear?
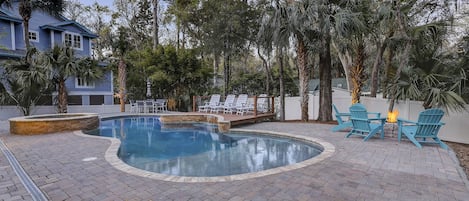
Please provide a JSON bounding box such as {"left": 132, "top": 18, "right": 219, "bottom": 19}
{"left": 192, "top": 96, "right": 197, "bottom": 112}
{"left": 271, "top": 96, "right": 275, "bottom": 114}
{"left": 254, "top": 96, "right": 258, "bottom": 116}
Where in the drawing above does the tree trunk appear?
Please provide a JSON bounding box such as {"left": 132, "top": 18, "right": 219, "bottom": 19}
{"left": 223, "top": 52, "right": 230, "bottom": 96}
{"left": 318, "top": 30, "right": 333, "bottom": 122}
{"left": 369, "top": 41, "right": 386, "bottom": 97}
{"left": 382, "top": 49, "right": 394, "bottom": 98}
{"left": 58, "top": 79, "right": 68, "bottom": 113}
{"left": 19, "top": 3, "right": 32, "bottom": 49}
{"left": 176, "top": 21, "right": 180, "bottom": 51}
{"left": 296, "top": 36, "right": 309, "bottom": 121}
{"left": 152, "top": 0, "right": 159, "bottom": 49}
{"left": 23, "top": 20, "right": 30, "bottom": 49}
{"left": 332, "top": 42, "right": 353, "bottom": 92}
{"left": 118, "top": 58, "right": 127, "bottom": 112}
{"left": 213, "top": 54, "right": 220, "bottom": 86}
{"left": 389, "top": 5, "right": 411, "bottom": 113}
{"left": 278, "top": 47, "right": 285, "bottom": 121}
{"left": 258, "top": 47, "right": 273, "bottom": 94}
{"left": 350, "top": 43, "right": 366, "bottom": 104}
{"left": 388, "top": 43, "right": 411, "bottom": 112}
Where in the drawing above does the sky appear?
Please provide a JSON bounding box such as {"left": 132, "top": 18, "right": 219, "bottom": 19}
{"left": 79, "top": 0, "right": 114, "bottom": 9}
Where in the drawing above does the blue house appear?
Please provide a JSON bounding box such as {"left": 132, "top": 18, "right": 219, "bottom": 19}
{"left": 0, "top": 3, "right": 114, "bottom": 105}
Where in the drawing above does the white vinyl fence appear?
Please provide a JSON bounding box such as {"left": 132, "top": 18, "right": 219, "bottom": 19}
{"left": 1, "top": 89, "right": 469, "bottom": 144}
{"left": 0, "top": 104, "right": 125, "bottom": 120}
{"left": 283, "top": 89, "right": 469, "bottom": 144}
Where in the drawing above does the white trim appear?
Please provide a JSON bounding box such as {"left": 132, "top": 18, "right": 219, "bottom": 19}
{"left": 50, "top": 30, "right": 54, "bottom": 47}
{"left": 89, "top": 39, "right": 92, "bottom": 57}
{"left": 75, "top": 77, "right": 95, "bottom": 88}
{"left": 10, "top": 22, "right": 15, "bottom": 50}
{"left": 28, "top": 30, "right": 39, "bottom": 43}
{"left": 62, "top": 31, "right": 83, "bottom": 50}
{"left": 52, "top": 91, "right": 114, "bottom": 96}
{"left": 110, "top": 72, "right": 114, "bottom": 94}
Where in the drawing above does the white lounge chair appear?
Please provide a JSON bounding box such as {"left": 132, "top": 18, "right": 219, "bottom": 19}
{"left": 198, "top": 94, "right": 221, "bottom": 112}
{"left": 224, "top": 94, "right": 248, "bottom": 115}
{"left": 256, "top": 94, "right": 269, "bottom": 113}
{"left": 235, "top": 94, "right": 268, "bottom": 115}
{"left": 211, "top": 94, "right": 236, "bottom": 113}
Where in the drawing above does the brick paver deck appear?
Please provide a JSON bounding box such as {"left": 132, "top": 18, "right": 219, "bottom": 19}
{"left": 0, "top": 117, "right": 468, "bottom": 200}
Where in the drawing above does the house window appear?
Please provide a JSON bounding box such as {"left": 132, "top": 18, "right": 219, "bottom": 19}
{"left": 64, "top": 32, "right": 82, "bottom": 50}
{"left": 28, "top": 31, "right": 39, "bottom": 42}
{"left": 67, "top": 95, "right": 82, "bottom": 105}
{"left": 90, "top": 95, "right": 104, "bottom": 105}
{"left": 76, "top": 76, "right": 94, "bottom": 88}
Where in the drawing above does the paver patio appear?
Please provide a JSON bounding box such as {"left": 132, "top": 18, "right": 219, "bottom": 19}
{"left": 0, "top": 116, "right": 468, "bottom": 200}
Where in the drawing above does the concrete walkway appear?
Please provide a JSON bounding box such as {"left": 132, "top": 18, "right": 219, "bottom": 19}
{"left": 0, "top": 118, "right": 468, "bottom": 200}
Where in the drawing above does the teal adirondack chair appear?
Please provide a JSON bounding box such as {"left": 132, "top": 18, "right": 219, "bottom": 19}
{"left": 346, "top": 104, "right": 386, "bottom": 141}
{"left": 397, "top": 108, "right": 447, "bottom": 149}
{"left": 332, "top": 103, "right": 381, "bottom": 132}
{"left": 332, "top": 104, "right": 352, "bottom": 132}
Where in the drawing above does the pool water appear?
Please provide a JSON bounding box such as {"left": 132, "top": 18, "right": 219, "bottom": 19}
{"left": 85, "top": 116, "right": 323, "bottom": 177}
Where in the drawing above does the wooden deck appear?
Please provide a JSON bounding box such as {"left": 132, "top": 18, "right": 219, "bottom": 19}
{"left": 190, "top": 112, "right": 276, "bottom": 127}
{"left": 221, "top": 113, "right": 276, "bottom": 126}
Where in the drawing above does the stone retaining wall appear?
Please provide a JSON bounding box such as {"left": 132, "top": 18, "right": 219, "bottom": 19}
{"left": 9, "top": 113, "right": 99, "bottom": 135}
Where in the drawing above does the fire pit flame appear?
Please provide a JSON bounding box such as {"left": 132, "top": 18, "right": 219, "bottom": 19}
{"left": 387, "top": 110, "right": 399, "bottom": 123}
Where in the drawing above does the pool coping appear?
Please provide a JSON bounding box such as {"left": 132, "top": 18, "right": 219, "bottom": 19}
{"left": 74, "top": 116, "right": 335, "bottom": 183}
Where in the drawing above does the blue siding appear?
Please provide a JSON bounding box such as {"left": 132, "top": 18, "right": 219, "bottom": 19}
{"left": 0, "top": 20, "right": 12, "bottom": 49}
{"left": 61, "top": 25, "right": 92, "bottom": 56}
{"left": 67, "top": 71, "right": 112, "bottom": 92}
{"left": 53, "top": 31, "right": 62, "bottom": 46}
{"left": 82, "top": 95, "right": 90, "bottom": 105}
{"left": 29, "top": 28, "right": 51, "bottom": 49}
{"left": 80, "top": 37, "right": 92, "bottom": 57}
{"left": 61, "top": 25, "right": 82, "bottom": 33}
{"left": 14, "top": 24, "right": 24, "bottom": 50}
{"left": 104, "top": 95, "right": 113, "bottom": 105}
{"left": 1, "top": 2, "right": 113, "bottom": 105}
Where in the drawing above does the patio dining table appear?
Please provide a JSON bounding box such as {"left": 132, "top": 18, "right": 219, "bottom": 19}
{"left": 135, "top": 99, "right": 165, "bottom": 113}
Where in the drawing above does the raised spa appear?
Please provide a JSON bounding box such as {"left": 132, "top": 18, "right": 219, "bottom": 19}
{"left": 85, "top": 116, "right": 325, "bottom": 177}
{"left": 9, "top": 113, "right": 99, "bottom": 135}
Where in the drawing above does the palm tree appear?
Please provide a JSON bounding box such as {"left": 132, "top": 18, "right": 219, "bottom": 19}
{"left": 267, "top": 0, "right": 316, "bottom": 122}
{"left": 332, "top": 2, "right": 370, "bottom": 104}
{"left": 258, "top": 0, "right": 291, "bottom": 121}
{"left": 0, "top": 0, "right": 65, "bottom": 48}
{"left": 384, "top": 1, "right": 457, "bottom": 113}
{"left": 316, "top": 0, "right": 333, "bottom": 122}
{"left": 390, "top": 23, "right": 466, "bottom": 112}
{"left": 0, "top": 48, "right": 52, "bottom": 115}
{"left": 152, "top": 0, "right": 159, "bottom": 49}
{"left": 113, "top": 26, "right": 131, "bottom": 112}
{"left": 39, "top": 45, "right": 103, "bottom": 113}
{"left": 262, "top": 0, "right": 334, "bottom": 122}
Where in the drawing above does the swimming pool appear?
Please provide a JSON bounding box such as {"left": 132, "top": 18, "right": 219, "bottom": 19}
{"left": 85, "top": 116, "right": 326, "bottom": 178}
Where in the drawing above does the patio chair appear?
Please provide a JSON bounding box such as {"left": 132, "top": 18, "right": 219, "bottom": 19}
{"left": 129, "top": 100, "right": 139, "bottom": 113}
{"left": 397, "top": 108, "right": 447, "bottom": 149}
{"left": 153, "top": 99, "right": 167, "bottom": 113}
{"left": 233, "top": 94, "right": 249, "bottom": 115}
{"left": 331, "top": 104, "right": 352, "bottom": 132}
{"left": 257, "top": 94, "right": 269, "bottom": 113}
{"left": 198, "top": 94, "right": 220, "bottom": 112}
{"left": 332, "top": 103, "right": 381, "bottom": 132}
{"left": 136, "top": 100, "right": 145, "bottom": 113}
{"left": 212, "top": 94, "right": 235, "bottom": 113}
{"left": 346, "top": 104, "right": 386, "bottom": 141}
